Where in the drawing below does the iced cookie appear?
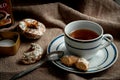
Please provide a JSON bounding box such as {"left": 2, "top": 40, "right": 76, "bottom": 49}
{"left": 21, "top": 43, "right": 43, "bottom": 64}
{"left": 18, "top": 18, "right": 46, "bottom": 39}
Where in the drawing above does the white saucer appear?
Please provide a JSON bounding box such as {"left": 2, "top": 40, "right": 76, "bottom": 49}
{"left": 47, "top": 34, "right": 118, "bottom": 74}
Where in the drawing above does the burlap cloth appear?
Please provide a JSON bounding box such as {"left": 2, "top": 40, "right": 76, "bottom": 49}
{"left": 0, "top": 0, "right": 120, "bottom": 80}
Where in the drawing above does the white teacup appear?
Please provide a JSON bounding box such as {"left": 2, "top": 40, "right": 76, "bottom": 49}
{"left": 64, "top": 20, "right": 113, "bottom": 60}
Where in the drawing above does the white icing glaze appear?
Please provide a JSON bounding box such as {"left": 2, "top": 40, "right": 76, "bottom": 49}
{"left": 22, "top": 43, "right": 43, "bottom": 64}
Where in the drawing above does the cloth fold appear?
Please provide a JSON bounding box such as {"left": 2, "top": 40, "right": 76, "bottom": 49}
{"left": 0, "top": 0, "right": 120, "bottom": 80}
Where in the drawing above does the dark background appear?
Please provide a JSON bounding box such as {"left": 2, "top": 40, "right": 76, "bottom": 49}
{"left": 11, "top": 0, "right": 85, "bottom": 10}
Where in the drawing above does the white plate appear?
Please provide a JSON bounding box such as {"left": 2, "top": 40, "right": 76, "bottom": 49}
{"left": 47, "top": 34, "right": 118, "bottom": 74}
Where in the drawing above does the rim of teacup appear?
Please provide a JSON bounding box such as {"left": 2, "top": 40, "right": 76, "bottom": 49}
{"left": 64, "top": 20, "right": 103, "bottom": 42}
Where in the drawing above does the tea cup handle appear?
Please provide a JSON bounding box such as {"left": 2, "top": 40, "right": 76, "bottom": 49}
{"left": 99, "top": 34, "right": 113, "bottom": 49}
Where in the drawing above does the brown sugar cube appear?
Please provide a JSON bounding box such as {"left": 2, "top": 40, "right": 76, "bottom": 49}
{"left": 75, "top": 58, "right": 89, "bottom": 71}
{"left": 60, "top": 55, "right": 78, "bottom": 66}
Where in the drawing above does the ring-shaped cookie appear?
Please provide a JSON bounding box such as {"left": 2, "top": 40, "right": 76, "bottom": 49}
{"left": 18, "top": 19, "right": 46, "bottom": 39}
